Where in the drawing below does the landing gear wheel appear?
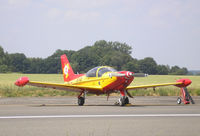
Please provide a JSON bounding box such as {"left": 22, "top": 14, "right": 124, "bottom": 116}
{"left": 177, "top": 97, "right": 182, "bottom": 104}
{"left": 78, "top": 97, "right": 85, "bottom": 106}
{"left": 119, "top": 97, "right": 126, "bottom": 106}
{"left": 125, "top": 97, "right": 129, "bottom": 104}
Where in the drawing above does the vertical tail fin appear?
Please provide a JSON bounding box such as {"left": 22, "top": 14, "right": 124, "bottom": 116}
{"left": 61, "top": 54, "right": 75, "bottom": 82}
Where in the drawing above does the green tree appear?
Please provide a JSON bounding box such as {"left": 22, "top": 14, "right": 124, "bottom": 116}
{"left": 8, "top": 53, "right": 27, "bottom": 72}
{"left": 27, "top": 58, "right": 45, "bottom": 73}
{"left": 110, "top": 41, "right": 132, "bottom": 54}
{"left": 0, "top": 46, "right": 4, "bottom": 58}
{"left": 169, "top": 66, "right": 188, "bottom": 75}
{"left": 157, "top": 65, "right": 169, "bottom": 75}
{"left": 139, "top": 57, "right": 158, "bottom": 74}
{"left": 181, "top": 67, "right": 188, "bottom": 75}
{"left": 94, "top": 40, "right": 132, "bottom": 55}
{"left": 0, "top": 65, "right": 8, "bottom": 73}
{"left": 0, "top": 46, "right": 6, "bottom": 65}
{"left": 122, "top": 59, "right": 139, "bottom": 72}
{"left": 72, "top": 46, "right": 100, "bottom": 73}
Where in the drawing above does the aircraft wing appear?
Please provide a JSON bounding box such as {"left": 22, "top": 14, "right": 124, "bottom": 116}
{"left": 126, "top": 82, "right": 182, "bottom": 90}
{"left": 125, "top": 79, "right": 193, "bottom": 104}
{"left": 15, "top": 77, "right": 103, "bottom": 92}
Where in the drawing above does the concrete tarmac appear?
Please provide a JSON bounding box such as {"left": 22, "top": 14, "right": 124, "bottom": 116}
{"left": 0, "top": 96, "right": 200, "bottom": 136}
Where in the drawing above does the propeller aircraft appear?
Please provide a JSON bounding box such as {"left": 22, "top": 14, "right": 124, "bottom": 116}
{"left": 15, "top": 54, "right": 194, "bottom": 106}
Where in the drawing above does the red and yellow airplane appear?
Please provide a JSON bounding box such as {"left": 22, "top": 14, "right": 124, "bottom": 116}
{"left": 15, "top": 54, "right": 194, "bottom": 106}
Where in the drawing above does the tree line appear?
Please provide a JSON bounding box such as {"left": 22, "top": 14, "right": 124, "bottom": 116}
{"left": 0, "top": 40, "right": 188, "bottom": 75}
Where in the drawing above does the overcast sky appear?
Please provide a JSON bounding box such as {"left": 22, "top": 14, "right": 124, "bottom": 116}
{"left": 0, "top": 0, "right": 200, "bottom": 70}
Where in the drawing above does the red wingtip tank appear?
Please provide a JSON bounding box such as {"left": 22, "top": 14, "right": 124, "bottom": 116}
{"left": 15, "top": 77, "right": 29, "bottom": 87}
{"left": 175, "top": 79, "right": 192, "bottom": 88}
{"left": 175, "top": 79, "right": 193, "bottom": 104}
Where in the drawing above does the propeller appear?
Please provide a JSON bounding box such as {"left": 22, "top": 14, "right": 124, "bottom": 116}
{"left": 109, "top": 73, "right": 126, "bottom": 77}
{"left": 133, "top": 73, "right": 148, "bottom": 77}
{"left": 110, "top": 72, "right": 147, "bottom": 77}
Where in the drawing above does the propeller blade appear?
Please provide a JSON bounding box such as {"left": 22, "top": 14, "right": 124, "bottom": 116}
{"left": 110, "top": 73, "right": 126, "bottom": 77}
{"left": 133, "top": 73, "right": 148, "bottom": 77}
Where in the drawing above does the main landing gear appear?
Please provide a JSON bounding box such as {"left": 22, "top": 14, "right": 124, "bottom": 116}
{"left": 77, "top": 91, "right": 86, "bottom": 106}
{"left": 177, "top": 97, "right": 182, "bottom": 104}
{"left": 177, "top": 87, "right": 195, "bottom": 105}
{"left": 78, "top": 97, "right": 85, "bottom": 106}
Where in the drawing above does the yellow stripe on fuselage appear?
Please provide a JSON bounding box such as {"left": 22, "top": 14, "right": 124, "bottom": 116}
{"left": 67, "top": 73, "right": 118, "bottom": 91}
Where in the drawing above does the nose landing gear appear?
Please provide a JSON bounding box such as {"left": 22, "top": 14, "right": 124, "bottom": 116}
{"left": 117, "top": 90, "right": 131, "bottom": 106}
{"left": 177, "top": 87, "right": 195, "bottom": 104}
{"left": 118, "top": 96, "right": 130, "bottom": 106}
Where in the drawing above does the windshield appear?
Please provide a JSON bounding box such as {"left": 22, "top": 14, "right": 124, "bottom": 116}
{"left": 86, "top": 66, "right": 100, "bottom": 77}
{"left": 98, "top": 67, "right": 117, "bottom": 77}
{"left": 86, "top": 66, "right": 117, "bottom": 77}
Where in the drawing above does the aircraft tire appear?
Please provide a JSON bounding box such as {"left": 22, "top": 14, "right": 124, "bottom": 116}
{"left": 125, "top": 97, "right": 129, "bottom": 104}
{"left": 177, "top": 97, "right": 182, "bottom": 104}
{"left": 119, "top": 97, "right": 126, "bottom": 106}
{"left": 78, "top": 97, "right": 85, "bottom": 106}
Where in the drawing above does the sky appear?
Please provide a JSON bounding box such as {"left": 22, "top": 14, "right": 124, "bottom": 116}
{"left": 0, "top": 0, "right": 200, "bottom": 70}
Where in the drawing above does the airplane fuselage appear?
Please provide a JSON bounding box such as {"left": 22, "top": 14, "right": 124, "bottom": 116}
{"left": 67, "top": 70, "right": 134, "bottom": 95}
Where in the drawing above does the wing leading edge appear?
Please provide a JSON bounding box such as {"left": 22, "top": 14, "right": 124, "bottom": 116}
{"left": 126, "top": 82, "right": 182, "bottom": 90}
{"left": 126, "top": 78, "right": 192, "bottom": 90}
{"left": 28, "top": 81, "right": 102, "bottom": 91}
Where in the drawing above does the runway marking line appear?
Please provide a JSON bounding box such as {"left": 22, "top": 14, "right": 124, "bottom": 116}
{"left": 0, "top": 114, "right": 200, "bottom": 119}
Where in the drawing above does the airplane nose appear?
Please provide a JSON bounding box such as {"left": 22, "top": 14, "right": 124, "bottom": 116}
{"left": 126, "top": 72, "right": 134, "bottom": 77}
{"left": 110, "top": 71, "right": 134, "bottom": 78}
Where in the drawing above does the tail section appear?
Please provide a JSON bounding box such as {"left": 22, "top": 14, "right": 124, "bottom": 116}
{"left": 61, "top": 54, "right": 84, "bottom": 82}
{"left": 61, "top": 54, "right": 76, "bottom": 82}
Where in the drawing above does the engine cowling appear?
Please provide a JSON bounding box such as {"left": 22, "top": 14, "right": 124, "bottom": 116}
{"left": 15, "top": 77, "right": 29, "bottom": 87}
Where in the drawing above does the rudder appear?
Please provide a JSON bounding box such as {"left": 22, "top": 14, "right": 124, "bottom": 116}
{"left": 61, "top": 54, "right": 75, "bottom": 82}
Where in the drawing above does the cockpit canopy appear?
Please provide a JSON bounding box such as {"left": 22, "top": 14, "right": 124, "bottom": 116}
{"left": 86, "top": 66, "right": 117, "bottom": 77}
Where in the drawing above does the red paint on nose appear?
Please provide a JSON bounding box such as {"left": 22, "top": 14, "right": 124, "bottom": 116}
{"left": 127, "top": 71, "right": 134, "bottom": 77}
{"left": 118, "top": 71, "right": 134, "bottom": 78}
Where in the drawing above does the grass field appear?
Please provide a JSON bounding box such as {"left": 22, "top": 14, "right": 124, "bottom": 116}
{"left": 0, "top": 73, "right": 199, "bottom": 97}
